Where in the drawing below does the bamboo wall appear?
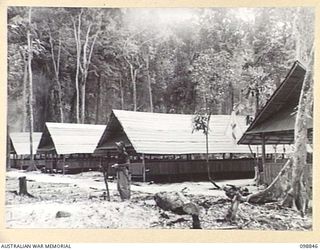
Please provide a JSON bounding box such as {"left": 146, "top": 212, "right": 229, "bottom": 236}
{"left": 263, "top": 162, "right": 312, "bottom": 196}
{"left": 54, "top": 158, "right": 101, "bottom": 173}
{"left": 10, "top": 159, "right": 46, "bottom": 170}
{"left": 145, "top": 158, "right": 255, "bottom": 182}
{"left": 15, "top": 156, "right": 254, "bottom": 182}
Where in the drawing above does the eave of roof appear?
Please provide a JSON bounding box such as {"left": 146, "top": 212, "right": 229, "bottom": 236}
{"left": 238, "top": 60, "right": 312, "bottom": 145}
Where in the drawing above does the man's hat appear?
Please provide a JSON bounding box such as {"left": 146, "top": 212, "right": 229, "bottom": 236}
{"left": 115, "top": 141, "right": 125, "bottom": 149}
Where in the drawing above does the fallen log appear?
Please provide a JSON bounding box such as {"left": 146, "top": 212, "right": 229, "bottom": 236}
{"left": 154, "top": 191, "right": 199, "bottom": 215}
{"left": 154, "top": 191, "right": 201, "bottom": 229}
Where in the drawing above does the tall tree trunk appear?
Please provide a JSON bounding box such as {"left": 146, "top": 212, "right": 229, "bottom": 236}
{"left": 146, "top": 55, "right": 154, "bottom": 112}
{"left": 49, "top": 32, "right": 64, "bottom": 123}
{"left": 26, "top": 8, "right": 36, "bottom": 171}
{"left": 206, "top": 118, "right": 220, "bottom": 189}
{"left": 57, "top": 37, "right": 63, "bottom": 122}
{"left": 22, "top": 51, "right": 28, "bottom": 132}
{"left": 280, "top": 8, "right": 314, "bottom": 216}
{"left": 75, "top": 62, "right": 80, "bottom": 124}
{"left": 81, "top": 82, "right": 86, "bottom": 124}
{"left": 204, "top": 107, "right": 220, "bottom": 189}
{"left": 129, "top": 64, "right": 137, "bottom": 111}
{"left": 80, "top": 22, "right": 98, "bottom": 123}
{"left": 72, "top": 10, "right": 83, "bottom": 124}
{"left": 80, "top": 25, "right": 90, "bottom": 124}
{"left": 95, "top": 74, "right": 101, "bottom": 124}
{"left": 119, "top": 76, "right": 124, "bottom": 110}
{"left": 282, "top": 47, "right": 314, "bottom": 216}
{"left": 255, "top": 85, "right": 259, "bottom": 116}
{"left": 230, "top": 84, "right": 234, "bottom": 114}
{"left": 133, "top": 76, "right": 137, "bottom": 111}
{"left": 205, "top": 121, "right": 210, "bottom": 181}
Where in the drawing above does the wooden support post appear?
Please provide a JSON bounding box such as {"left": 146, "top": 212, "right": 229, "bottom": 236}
{"left": 52, "top": 154, "right": 54, "bottom": 172}
{"left": 261, "top": 133, "right": 266, "bottom": 184}
{"left": 49, "top": 154, "right": 53, "bottom": 174}
{"left": 142, "top": 154, "right": 146, "bottom": 182}
{"left": 19, "top": 155, "right": 22, "bottom": 170}
{"left": 44, "top": 153, "right": 47, "bottom": 173}
{"left": 62, "top": 155, "right": 66, "bottom": 175}
{"left": 261, "top": 134, "right": 266, "bottom": 171}
{"left": 13, "top": 154, "right": 16, "bottom": 168}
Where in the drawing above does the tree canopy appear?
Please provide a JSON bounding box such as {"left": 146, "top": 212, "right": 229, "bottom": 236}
{"left": 7, "top": 7, "right": 314, "bottom": 132}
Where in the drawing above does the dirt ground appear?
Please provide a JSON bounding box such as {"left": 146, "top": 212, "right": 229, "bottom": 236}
{"left": 5, "top": 169, "right": 312, "bottom": 230}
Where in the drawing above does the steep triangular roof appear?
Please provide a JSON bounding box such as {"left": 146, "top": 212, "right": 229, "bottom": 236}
{"left": 238, "top": 61, "right": 313, "bottom": 145}
{"left": 95, "top": 110, "right": 284, "bottom": 155}
{"left": 10, "top": 132, "right": 42, "bottom": 155}
{"left": 37, "top": 123, "right": 106, "bottom": 155}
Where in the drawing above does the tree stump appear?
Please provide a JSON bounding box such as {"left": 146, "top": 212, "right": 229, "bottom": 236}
{"left": 18, "top": 176, "right": 34, "bottom": 198}
{"left": 226, "top": 192, "right": 241, "bottom": 222}
{"left": 19, "top": 176, "right": 28, "bottom": 195}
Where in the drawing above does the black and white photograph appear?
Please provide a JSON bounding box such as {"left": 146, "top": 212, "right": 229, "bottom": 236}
{"left": 6, "top": 6, "right": 314, "bottom": 231}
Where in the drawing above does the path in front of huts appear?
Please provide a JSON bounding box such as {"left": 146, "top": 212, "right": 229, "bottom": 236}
{"left": 5, "top": 169, "right": 312, "bottom": 230}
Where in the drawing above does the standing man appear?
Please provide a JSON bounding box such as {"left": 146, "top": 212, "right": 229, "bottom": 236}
{"left": 112, "top": 141, "right": 131, "bottom": 200}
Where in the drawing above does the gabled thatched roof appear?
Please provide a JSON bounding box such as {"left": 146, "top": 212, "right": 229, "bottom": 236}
{"left": 238, "top": 61, "right": 313, "bottom": 145}
{"left": 10, "top": 132, "right": 42, "bottom": 155}
{"left": 95, "top": 109, "right": 279, "bottom": 155}
{"left": 37, "top": 123, "right": 106, "bottom": 155}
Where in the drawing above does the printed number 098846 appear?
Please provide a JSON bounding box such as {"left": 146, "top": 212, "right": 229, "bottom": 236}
{"left": 300, "top": 244, "right": 318, "bottom": 248}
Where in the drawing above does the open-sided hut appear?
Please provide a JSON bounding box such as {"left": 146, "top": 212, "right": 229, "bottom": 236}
{"left": 238, "top": 61, "right": 313, "bottom": 185}
{"left": 94, "top": 110, "right": 286, "bottom": 182}
{"left": 9, "top": 132, "right": 43, "bottom": 169}
{"left": 37, "top": 123, "right": 106, "bottom": 174}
